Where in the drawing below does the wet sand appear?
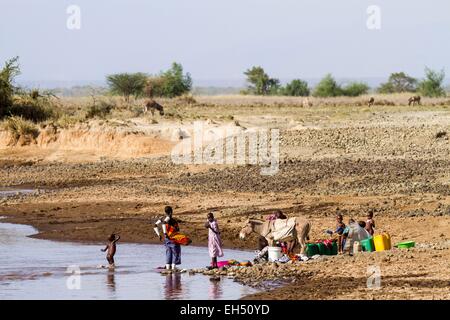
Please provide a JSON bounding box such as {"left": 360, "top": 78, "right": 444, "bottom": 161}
{"left": 1, "top": 170, "right": 449, "bottom": 300}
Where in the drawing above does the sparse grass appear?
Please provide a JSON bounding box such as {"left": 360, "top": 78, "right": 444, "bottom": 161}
{"left": 195, "top": 93, "right": 449, "bottom": 107}
{"left": 153, "top": 94, "right": 450, "bottom": 123}
{"left": 4, "top": 93, "right": 449, "bottom": 129}
{"left": 110, "top": 103, "right": 144, "bottom": 119}
{"left": 164, "top": 111, "right": 183, "bottom": 121}
{"left": 54, "top": 114, "right": 85, "bottom": 129}
{"left": 175, "top": 94, "right": 197, "bottom": 105}
{"left": 85, "top": 101, "right": 114, "bottom": 119}
{"left": 2, "top": 116, "right": 39, "bottom": 140}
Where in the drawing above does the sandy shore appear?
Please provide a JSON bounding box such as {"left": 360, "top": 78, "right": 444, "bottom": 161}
{"left": 1, "top": 104, "right": 450, "bottom": 299}
{"left": 1, "top": 191, "right": 449, "bottom": 300}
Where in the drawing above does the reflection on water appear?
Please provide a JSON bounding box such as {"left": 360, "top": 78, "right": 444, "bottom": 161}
{"left": 106, "top": 271, "right": 116, "bottom": 294}
{"left": 164, "top": 273, "right": 183, "bottom": 299}
{"left": 209, "top": 279, "right": 222, "bottom": 300}
{"left": 163, "top": 273, "right": 228, "bottom": 300}
{"left": 0, "top": 222, "right": 258, "bottom": 300}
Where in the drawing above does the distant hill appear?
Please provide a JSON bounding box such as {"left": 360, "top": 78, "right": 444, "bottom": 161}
{"left": 48, "top": 85, "right": 108, "bottom": 97}
{"left": 192, "top": 86, "right": 243, "bottom": 95}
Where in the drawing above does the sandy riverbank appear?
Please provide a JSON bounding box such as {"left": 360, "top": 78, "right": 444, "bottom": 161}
{"left": 1, "top": 102, "right": 450, "bottom": 299}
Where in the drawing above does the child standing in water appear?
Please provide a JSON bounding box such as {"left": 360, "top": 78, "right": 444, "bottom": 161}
{"left": 205, "top": 212, "right": 223, "bottom": 269}
{"left": 101, "top": 234, "right": 120, "bottom": 268}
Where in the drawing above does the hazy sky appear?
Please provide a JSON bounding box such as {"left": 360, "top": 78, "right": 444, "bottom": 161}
{"left": 1, "top": 0, "right": 449, "bottom": 85}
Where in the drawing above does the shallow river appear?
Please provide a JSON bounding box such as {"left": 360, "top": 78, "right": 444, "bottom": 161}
{"left": 0, "top": 221, "right": 258, "bottom": 300}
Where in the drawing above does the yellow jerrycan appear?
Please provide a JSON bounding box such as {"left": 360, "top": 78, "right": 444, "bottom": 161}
{"left": 373, "top": 233, "right": 391, "bottom": 251}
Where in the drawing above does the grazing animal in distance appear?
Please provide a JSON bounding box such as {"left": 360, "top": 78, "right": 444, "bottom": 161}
{"left": 408, "top": 95, "right": 421, "bottom": 106}
{"left": 143, "top": 99, "right": 164, "bottom": 116}
{"left": 368, "top": 97, "right": 375, "bottom": 107}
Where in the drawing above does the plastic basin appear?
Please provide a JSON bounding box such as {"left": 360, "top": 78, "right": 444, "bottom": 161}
{"left": 396, "top": 241, "right": 415, "bottom": 249}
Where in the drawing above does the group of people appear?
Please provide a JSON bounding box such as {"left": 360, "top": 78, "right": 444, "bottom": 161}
{"left": 101, "top": 206, "right": 224, "bottom": 270}
{"left": 327, "top": 211, "right": 375, "bottom": 253}
{"left": 254, "top": 209, "right": 377, "bottom": 260}
{"left": 100, "top": 207, "right": 377, "bottom": 268}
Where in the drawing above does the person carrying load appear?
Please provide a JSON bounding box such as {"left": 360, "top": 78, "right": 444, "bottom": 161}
{"left": 154, "top": 206, "right": 192, "bottom": 270}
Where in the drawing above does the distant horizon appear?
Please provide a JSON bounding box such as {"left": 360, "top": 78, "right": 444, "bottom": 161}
{"left": 17, "top": 75, "right": 450, "bottom": 91}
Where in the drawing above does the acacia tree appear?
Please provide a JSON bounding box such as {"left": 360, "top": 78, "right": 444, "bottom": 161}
{"left": 106, "top": 72, "right": 148, "bottom": 102}
{"left": 377, "top": 72, "right": 418, "bottom": 94}
{"left": 243, "top": 66, "right": 280, "bottom": 95}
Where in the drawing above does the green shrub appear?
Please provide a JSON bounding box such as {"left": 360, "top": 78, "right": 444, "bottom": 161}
{"left": 341, "top": 82, "right": 370, "bottom": 97}
{"left": 313, "top": 74, "right": 342, "bottom": 97}
{"left": 418, "top": 68, "right": 446, "bottom": 97}
{"left": 0, "top": 57, "right": 20, "bottom": 117}
{"left": 9, "top": 94, "right": 56, "bottom": 122}
{"left": 146, "top": 63, "right": 192, "bottom": 98}
{"left": 282, "top": 79, "right": 310, "bottom": 96}
{"left": 0, "top": 57, "right": 58, "bottom": 122}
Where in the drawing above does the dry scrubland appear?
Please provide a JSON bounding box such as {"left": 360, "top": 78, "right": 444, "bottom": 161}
{"left": 1, "top": 94, "right": 450, "bottom": 299}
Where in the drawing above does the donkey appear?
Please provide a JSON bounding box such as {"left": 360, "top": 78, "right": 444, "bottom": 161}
{"left": 408, "top": 95, "right": 421, "bottom": 106}
{"left": 239, "top": 218, "right": 311, "bottom": 256}
{"left": 143, "top": 99, "right": 164, "bottom": 116}
{"left": 368, "top": 97, "right": 375, "bottom": 107}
